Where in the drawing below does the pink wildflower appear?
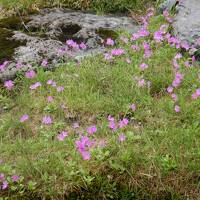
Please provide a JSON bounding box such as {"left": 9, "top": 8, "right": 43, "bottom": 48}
{"left": 163, "top": 10, "right": 173, "bottom": 23}
{"left": 108, "top": 115, "right": 115, "bottom": 122}
{"left": 42, "top": 116, "right": 52, "bottom": 125}
{"left": 143, "top": 42, "right": 151, "bottom": 51}
{"left": 81, "top": 151, "right": 91, "bottom": 160}
{"left": 51, "top": 82, "right": 57, "bottom": 87}
{"left": 175, "top": 53, "right": 182, "bottom": 59}
{"left": 173, "top": 59, "right": 180, "bottom": 70}
{"left": 119, "top": 133, "right": 126, "bottom": 142}
{"left": 41, "top": 59, "right": 48, "bottom": 67}
{"left": 47, "top": 80, "right": 57, "bottom": 87}
{"left": 11, "top": 175, "right": 20, "bottom": 182}
{"left": 25, "top": 70, "right": 36, "bottom": 79}
{"left": 30, "top": 82, "right": 41, "bottom": 90}
{"left": 106, "top": 38, "right": 115, "bottom": 46}
{"left": 138, "top": 28, "right": 150, "bottom": 37}
{"left": 57, "top": 131, "right": 68, "bottom": 141}
{"left": 47, "top": 96, "right": 54, "bottom": 103}
{"left": 174, "top": 105, "right": 180, "bottom": 113}
{"left": 167, "top": 86, "right": 173, "bottom": 93}
{"left": 47, "top": 79, "right": 53, "bottom": 85}
{"left": 109, "top": 121, "right": 117, "bottom": 131}
{"left": 144, "top": 50, "right": 152, "bottom": 58}
{"left": 0, "top": 61, "right": 9, "bottom": 71}
{"left": 131, "top": 33, "right": 140, "bottom": 41}
{"left": 79, "top": 42, "right": 87, "bottom": 50}
{"left": 130, "top": 103, "right": 136, "bottom": 111}
{"left": 131, "top": 45, "right": 140, "bottom": 51}
{"left": 171, "top": 93, "right": 178, "bottom": 102}
{"left": 1, "top": 181, "right": 8, "bottom": 190}
{"left": 0, "top": 173, "right": 5, "bottom": 181}
{"left": 4, "top": 80, "right": 14, "bottom": 90}
{"left": 66, "top": 39, "right": 79, "bottom": 49}
{"left": 181, "top": 41, "right": 190, "bottom": 51}
{"left": 191, "top": 88, "right": 200, "bottom": 100}
{"left": 197, "top": 37, "right": 200, "bottom": 46}
{"left": 16, "top": 61, "right": 23, "bottom": 69}
{"left": 104, "top": 53, "right": 113, "bottom": 60}
{"left": 111, "top": 48, "right": 125, "bottom": 56}
{"left": 20, "top": 114, "right": 29, "bottom": 122}
{"left": 172, "top": 73, "right": 184, "bottom": 88}
{"left": 138, "top": 79, "right": 145, "bottom": 87}
{"left": 154, "top": 31, "right": 163, "bottom": 42}
{"left": 57, "top": 86, "right": 64, "bottom": 92}
{"left": 140, "top": 63, "right": 148, "bottom": 71}
{"left": 192, "top": 56, "right": 196, "bottom": 64}
{"left": 87, "top": 125, "right": 97, "bottom": 135}
{"left": 119, "top": 118, "right": 129, "bottom": 128}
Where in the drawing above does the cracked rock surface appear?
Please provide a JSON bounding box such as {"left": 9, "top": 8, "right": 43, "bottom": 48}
{"left": 0, "top": 8, "right": 139, "bottom": 82}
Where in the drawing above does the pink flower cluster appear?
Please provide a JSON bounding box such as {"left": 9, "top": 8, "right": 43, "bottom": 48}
{"left": 108, "top": 115, "right": 129, "bottom": 131}
{"left": 192, "top": 88, "right": 200, "bottom": 100}
{"left": 0, "top": 173, "right": 20, "bottom": 190}
{"left": 172, "top": 72, "right": 184, "bottom": 88}
{"left": 75, "top": 136, "right": 95, "bottom": 160}
{"left": 0, "top": 61, "right": 9, "bottom": 71}
{"left": 57, "top": 131, "right": 68, "bottom": 141}
{"left": 106, "top": 38, "right": 115, "bottom": 46}
{"left": 30, "top": 82, "right": 42, "bottom": 90}
{"left": 87, "top": 125, "right": 97, "bottom": 135}
{"left": 143, "top": 42, "right": 152, "bottom": 58}
{"left": 66, "top": 39, "right": 87, "bottom": 50}
{"left": 42, "top": 116, "right": 52, "bottom": 125}
{"left": 4, "top": 80, "right": 14, "bottom": 90}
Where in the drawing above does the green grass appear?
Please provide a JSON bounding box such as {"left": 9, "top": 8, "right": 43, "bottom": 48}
{"left": 0, "top": 14, "right": 200, "bottom": 200}
{"left": 0, "top": 0, "right": 161, "bottom": 15}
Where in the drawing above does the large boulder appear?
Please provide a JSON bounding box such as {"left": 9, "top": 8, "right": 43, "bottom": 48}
{"left": 0, "top": 8, "right": 139, "bottom": 82}
{"left": 173, "top": 0, "right": 200, "bottom": 44}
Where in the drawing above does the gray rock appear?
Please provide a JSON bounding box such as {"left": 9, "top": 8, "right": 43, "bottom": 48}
{"left": 173, "top": 0, "right": 200, "bottom": 44}
{"left": 0, "top": 8, "right": 139, "bottom": 82}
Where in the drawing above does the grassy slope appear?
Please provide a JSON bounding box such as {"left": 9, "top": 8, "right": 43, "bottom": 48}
{"left": 0, "top": 0, "right": 160, "bottom": 14}
{"left": 0, "top": 14, "right": 200, "bottom": 199}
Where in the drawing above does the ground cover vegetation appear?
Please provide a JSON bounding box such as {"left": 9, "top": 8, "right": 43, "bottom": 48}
{"left": 1, "top": 4, "right": 200, "bottom": 200}
{"left": 0, "top": 0, "right": 162, "bottom": 15}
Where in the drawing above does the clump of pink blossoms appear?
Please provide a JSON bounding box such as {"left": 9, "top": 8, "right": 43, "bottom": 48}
{"left": 192, "top": 89, "right": 200, "bottom": 100}
{"left": 108, "top": 115, "right": 117, "bottom": 131}
{"left": 140, "top": 63, "right": 148, "bottom": 71}
{"left": 111, "top": 48, "right": 125, "bottom": 56}
{"left": 30, "top": 82, "right": 42, "bottom": 90}
{"left": 75, "top": 136, "right": 95, "bottom": 160}
{"left": 20, "top": 114, "right": 29, "bottom": 122}
{"left": 119, "top": 118, "right": 129, "bottom": 128}
{"left": 25, "top": 70, "right": 36, "bottom": 79}
{"left": 106, "top": 38, "right": 115, "bottom": 46}
{"left": 87, "top": 125, "right": 97, "bottom": 135}
{"left": 0, "top": 61, "right": 9, "bottom": 71}
{"left": 57, "top": 131, "right": 68, "bottom": 141}
{"left": 4, "top": 80, "right": 14, "bottom": 90}
{"left": 42, "top": 116, "right": 53, "bottom": 125}
{"left": 119, "top": 133, "right": 126, "bottom": 142}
